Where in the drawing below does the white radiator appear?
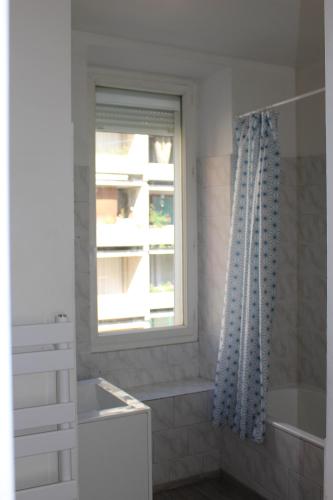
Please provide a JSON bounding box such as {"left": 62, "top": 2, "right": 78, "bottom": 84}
{"left": 13, "top": 321, "right": 77, "bottom": 500}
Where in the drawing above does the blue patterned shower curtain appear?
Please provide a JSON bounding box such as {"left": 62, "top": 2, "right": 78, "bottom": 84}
{"left": 213, "top": 111, "right": 280, "bottom": 443}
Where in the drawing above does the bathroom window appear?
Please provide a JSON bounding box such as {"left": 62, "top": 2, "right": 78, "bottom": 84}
{"left": 90, "top": 73, "right": 197, "bottom": 351}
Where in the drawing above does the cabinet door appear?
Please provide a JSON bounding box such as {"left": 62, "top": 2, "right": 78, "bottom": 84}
{"left": 79, "top": 412, "right": 152, "bottom": 500}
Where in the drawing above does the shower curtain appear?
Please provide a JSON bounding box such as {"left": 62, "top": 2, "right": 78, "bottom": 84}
{"left": 213, "top": 111, "right": 280, "bottom": 443}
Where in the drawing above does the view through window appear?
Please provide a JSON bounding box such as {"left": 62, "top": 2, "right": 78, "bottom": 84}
{"left": 95, "top": 87, "right": 183, "bottom": 334}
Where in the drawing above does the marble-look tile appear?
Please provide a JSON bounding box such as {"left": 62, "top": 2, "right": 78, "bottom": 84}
{"left": 298, "top": 299, "right": 326, "bottom": 335}
{"left": 153, "top": 460, "right": 171, "bottom": 486}
{"left": 76, "top": 350, "right": 92, "bottom": 380}
{"left": 298, "top": 344, "right": 326, "bottom": 391}
{"left": 202, "top": 450, "right": 221, "bottom": 474}
{"left": 173, "top": 362, "right": 201, "bottom": 382}
{"left": 102, "top": 346, "right": 167, "bottom": 372}
{"left": 298, "top": 213, "right": 326, "bottom": 246}
{"left": 298, "top": 184, "right": 325, "bottom": 215}
{"left": 301, "top": 441, "right": 324, "bottom": 484}
{"left": 74, "top": 201, "right": 89, "bottom": 241}
{"left": 169, "top": 455, "right": 204, "bottom": 482}
{"left": 220, "top": 427, "right": 289, "bottom": 499}
{"left": 197, "top": 257, "right": 227, "bottom": 307}
{"left": 75, "top": 296, "right": 90, "bottom": 337}
{"left": 198, "top": 276, "right": 224, "bottom": 326}
{"left": 220, "top": 431, "right": 261, "bottom": 493}
{"left": 279, "top": 186, "right": 298, "bottom": 214}
{"left": 277, "top": 236, "right": 298, "bottom": 269}
{"left": 166, "top": 343, "right": 199, "bottom": 367}
{"left": 280, "top": 157, "right": 298, "bottom": 186}
{"left": 249, "top": 424, "right": 302, "bottom": 473}
{"left": 75, "top": 235, "right": 90, "bottom": 275}
{"left": 76, "top": 350, "right": 103, "bottom": 379}
{"left": 199, "top": 186, "right": 231, "bottom": 219}
{"left": 279, "top": 213, "right": 298, "bottom": 246}
{"left": 147, "top": 398, "right": 174, "bottom": 432}
{"left": 82, "top": 344, "right": 201, "bottom": 390}
{"left": 249, "top": 448, "right": 288, "bottom": 499}
{"left": 188, "top": 422, "right": 221, "bottom": 455}
{"left": 75, "top": 271, "right": 90, "bottom": 303}
{"left": 275, "top": 270, "right": 298, "bottom": 304}
{"left": 298, "top": 243, "right": 326, "bottom": 279}
{"left": 174, "top": 392, "right": 210, "bottom": 427}
{"left": 288, "top": 470, "right": 322, "bottom": 500}
{"left": 298, "top": 272, "right": 326, "bottom": 304}
{"left": 103, "top": 368, "right": 143, "bottom": 388}
{"left": 153, "top": 428, "right": 189, "bottom": 462}
{"left": 270, "top": 329, "right": 298, "bottom": 388}
{"left": 272, "top": 300, "right": 298, "bottom": 333}
{"left": 120, "top": 346, "right": 169, "bottom": 371}
{"left": 74, "top": 165, "right": 90, "bottom": 202}
{"left": 198, "top": 216, "right": 231, "bottom": 261}
{"left": 106, "top": 363, "right": 175, "bottom": 389}
{"left": 199, "top": 338, "right": 220, "bottom": 381}
{"left": 297, "top": 156, "right": 326, "bottom": 188}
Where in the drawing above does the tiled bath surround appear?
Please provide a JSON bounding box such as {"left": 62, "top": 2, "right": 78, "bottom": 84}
{"left": 197, "top": 155, "right": 327, "bottom": 392}
{"left": 197, "top": 155, "right": 232, "bottom": 381}
{"left": 196, "top": 154, "right": 325, "bottom": 499}
{"left": 140, "top": 387, "right": 323, "bottom": 499}
{"left": 297, "top": 156, "right": 327, "bottom": 391}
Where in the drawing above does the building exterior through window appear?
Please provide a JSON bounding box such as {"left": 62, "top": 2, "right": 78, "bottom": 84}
{"left": 95, "top": 87, "right": 183, "bottom": 334}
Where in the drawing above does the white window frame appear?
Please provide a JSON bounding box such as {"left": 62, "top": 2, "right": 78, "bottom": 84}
{"left": 87, "top": 68, "right": 197, "bottom": 352}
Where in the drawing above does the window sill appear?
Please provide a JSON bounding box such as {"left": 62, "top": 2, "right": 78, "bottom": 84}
{"left": 90, "top": 324, "right": 198, "bottom": 352}
{"left": 130, "top": 377, "right": 214, "bottom": 402}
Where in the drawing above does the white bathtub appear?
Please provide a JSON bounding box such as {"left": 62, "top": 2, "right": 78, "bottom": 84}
{"left": 78, "top": 378, "right": 152, "bottom": 500}
{"left": 267, "top": 386, "right": 326, "bottom": 447}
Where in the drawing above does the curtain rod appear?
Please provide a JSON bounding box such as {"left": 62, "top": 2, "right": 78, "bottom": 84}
{"left": 238, "top": 87, "right": 325, "bottom": 118}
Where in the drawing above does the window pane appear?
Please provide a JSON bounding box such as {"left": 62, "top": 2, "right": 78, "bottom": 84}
{"left": 95, "top": 87, "right": 183, "bottom": 334}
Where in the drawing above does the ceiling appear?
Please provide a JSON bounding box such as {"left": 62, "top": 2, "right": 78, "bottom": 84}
{"left": 71, "top": 0, "right": 324, "bottom": 67}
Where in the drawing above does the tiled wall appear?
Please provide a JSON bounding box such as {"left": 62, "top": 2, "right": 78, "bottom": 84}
{"left": 297, "top": 156, "right": 327, "bottom": 391}
{"left": 197, "top": 155, "right": 327, "bottom": 392}
{"left": 147, "top": 390, "right": 220, "bottom": 486}
{"left": 146, "top": 388, "right": 324, "bottom": 499}
{"left": 75, "top": 154, "right": 326, "bottom": 392}
{"left": 195, "top": 154, "right": 326, "bottom": 500}
{"left": 270, "top": 155, "right": 327, "bottom": 391}
{"left": 270, "top": 157, "right": 299, "bottom": 388}
{"left": 74, "top": 165, "right": 200, "bottom": 388}
{"left": 197, "top": 155, "right": 232, "bottom": 381}
{"left": 197, "top": 154, "right": 301, "bottom": 388}
{"left": 220, "top": 420, "right": 324, "bottom": 500}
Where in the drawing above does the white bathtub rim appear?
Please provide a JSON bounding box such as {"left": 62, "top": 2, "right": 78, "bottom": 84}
{"left": 268, "top": 383, "right": 326, "bottom": 397}
{"left": 267, "top": 418, "right": 325, "bottom": 448}
{"left": 78, "top": 377, "right": 151, "bottom": 424}
{"left": 267, "top": 384, "right": 326, "bottom": 447}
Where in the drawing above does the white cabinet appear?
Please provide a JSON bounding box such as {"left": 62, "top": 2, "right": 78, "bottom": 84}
{"left": 78, "top": 379, "right": 152, "bottom": 500}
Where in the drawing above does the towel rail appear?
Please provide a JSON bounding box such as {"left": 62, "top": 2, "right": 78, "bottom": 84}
{"left": 13, "top": 320, "right": 77, "bottom": 500}
{"left": 16, "top": 480, "right": 77, "bottom": 500}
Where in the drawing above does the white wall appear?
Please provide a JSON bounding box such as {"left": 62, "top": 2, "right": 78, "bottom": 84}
{"left": 325, "top": 1, "right": 333, "bottom": 497}
{"left": 198, "top": 68, "right": 233, "bottom": 157}
{"left": 72, "top": 31, "right": 296, "bottom": 163}
{"left": 1, "top": 1, "right": 15, "bottom": 498}
{"left": 72, "top": 31, "right": 235, "bottom": 167}
{"left": 296, "top": 61, "right": 326, "bottom": 156}
{"left": 10, "top": 0, "right": 73, "bottom": 490}
{"left": 232, "top": 62, "right": 297, "bottom": 157}
{"left": 11, "top": 0, "right": 73, "bottom": 325}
